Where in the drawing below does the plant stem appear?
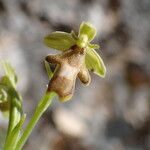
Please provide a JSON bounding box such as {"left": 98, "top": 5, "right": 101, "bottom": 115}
{"left": 15, "top": 91, "right": 56, "bottom": 150}
{"left": 4, "top": 96, "right": 21, "bottom": 150}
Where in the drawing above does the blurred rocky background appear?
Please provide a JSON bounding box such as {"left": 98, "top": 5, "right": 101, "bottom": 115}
{"left": 0, "top": 0, "right": 150, "bottom": 150}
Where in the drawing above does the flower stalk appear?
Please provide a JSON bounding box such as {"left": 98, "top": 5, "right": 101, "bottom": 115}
{"left": 15, "top": 92, "right": 56, "bottom": 150}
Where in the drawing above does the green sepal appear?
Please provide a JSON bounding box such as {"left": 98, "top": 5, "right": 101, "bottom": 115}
{"left": 85, "top": 47, "right": 106, "bottom": 77}
{"left": 44, "top": 31, "right": 76, "bottom": 51}
{"left": 79, "top": 22, "right": 96, "bottom": 42}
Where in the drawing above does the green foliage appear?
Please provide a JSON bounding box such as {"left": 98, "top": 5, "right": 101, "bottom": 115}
{"left": 0, "top": 61, "right": 25, "bottom": 150}
{"left": 4, "top": 114, "right": 26, "bottom": 150}
{"left": 0, "top": 62, "right": 22, "bottom": 116}
{"left": 0, "top": 62, "right": 56, "bottom": 150}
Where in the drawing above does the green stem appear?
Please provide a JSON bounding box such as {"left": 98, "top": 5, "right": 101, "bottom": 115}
{"left": 3, "top": 100, "right": 13, "bottom": 150}
{"left": 3, "top": 115, "right": 26, "bottom": 150}
{"left": 15, "top": 91, "right": 56, "bottom": 150}
{"left": 4, "top": 97, "right": 21, "bottom": 150}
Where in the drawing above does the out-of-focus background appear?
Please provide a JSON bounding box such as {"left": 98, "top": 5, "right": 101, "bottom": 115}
{"left": 0, "top": 0, "right": 150, "bottom": 149}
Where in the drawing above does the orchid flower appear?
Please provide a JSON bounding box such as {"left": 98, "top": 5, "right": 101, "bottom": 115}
{"left": 44, "top": 22, "right": 106, "bottom": 102}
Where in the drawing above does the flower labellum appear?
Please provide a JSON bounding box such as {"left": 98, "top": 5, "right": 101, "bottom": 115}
{"left": 46, "top": 45, "right": 90, "bottom": 102}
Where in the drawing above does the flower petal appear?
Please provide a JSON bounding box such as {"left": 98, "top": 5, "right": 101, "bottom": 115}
{"left": 79, "top": 22, "right": 96, "bottom": 42}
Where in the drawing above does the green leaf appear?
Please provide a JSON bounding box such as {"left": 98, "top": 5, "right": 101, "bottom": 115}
{"left": 79, "top": 22, "right": 96, "bottom": 42}
{"left": 0, "top": 61, "right": 25, "bottom": 150}
{"left": 44, "top": 31, "right": 76, "bottom": 51}
{"left": 85, "top": 47, "right": 106, "bottom": 77}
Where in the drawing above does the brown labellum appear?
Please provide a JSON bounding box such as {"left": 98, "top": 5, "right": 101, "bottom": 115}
{"left": 46, "top": 45, "right": 91, "bottom": 102}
